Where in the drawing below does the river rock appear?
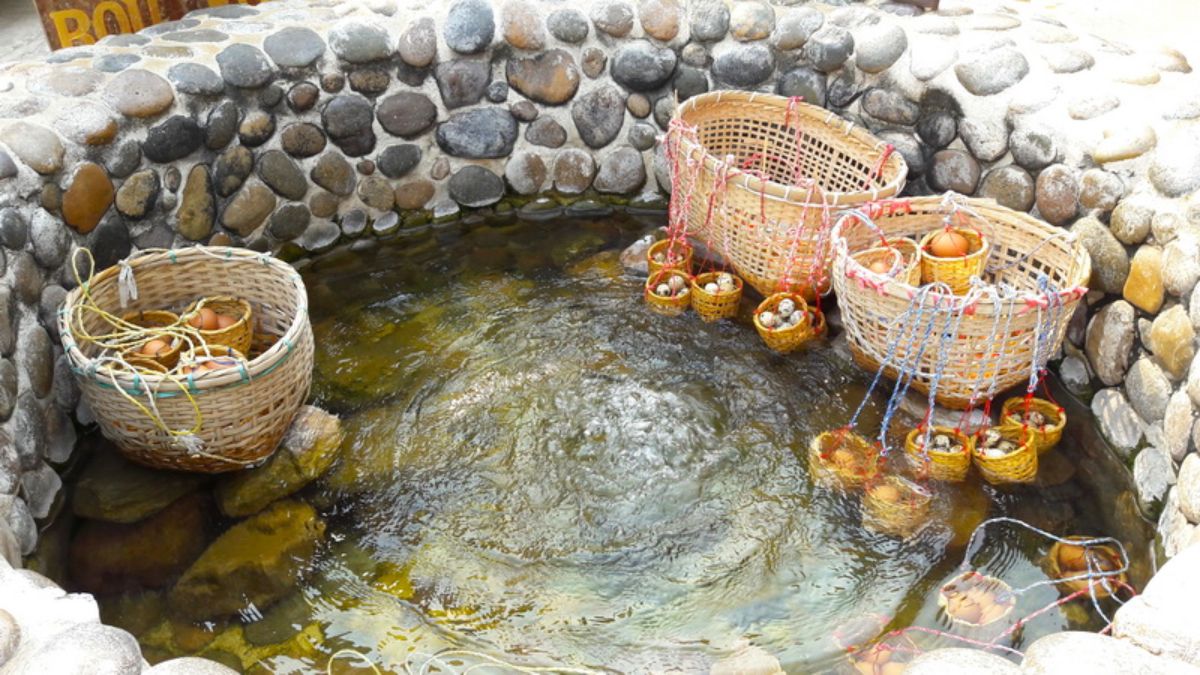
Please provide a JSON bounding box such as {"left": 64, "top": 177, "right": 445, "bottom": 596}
{"left": 146, "top": 658, "right": 239, "bottom": 675}
{"left": 115, "top": 170, "right": 160, "bottom": 219}
{"left": 215, "top": 407, "right": 342, "bottom": 518}
{"left": 105, "top": 69, "right": 173, "bottom": 117}
{"left": 237, "top": 111, "right": 275, "bottom": 149}
{"left": 1023, "top": 631, "right": 1191, "bottom": 675}
{"left": 376, "top": 92, "right": 437, "bottom": 139}
{"left": 928, "top": 149, "right": 980, "bottom": 194}
{"left": 62, "top": 162, "right": 114, "bottom": 234}
{"left": 204, "top": 101, "right": 238, "bottom": 150}
{"left": 436, "top": 108, "right": 518, "bottom": 158}
{"left": 1042, "top": 45, "right": 1094, "bottom": 73}
{"left": 329, "top": 19, "right": 393, "bottom": 63}
{"left": 956, "top": 46, "right": 1029, "bottom": 95}
{"left": 170, "top": 500, "right": 325, "bottom": 621}
{"left": 1134, "top": 444, "right": 1174, "bottom": 510}
{"left": 507, "top": 50, "right": 580, "bottom": 104}
{"left": 398, "top": 17, "right": 437, "bottom": 67}
{"left": 1149, "top": 306, "right": 1196, "bottom": 379}
{"left": 861, "top": 88, "right": 918, "bottom": 125}
{"left": 1151, "top": 130, "right": 1200, "bottom": 197}
{"left": 1162, "top": 232, "right": 1200, "bottom": 297}
{"left": 178, "top": 165, "right": 215, "bottom": 241}
{"left": 638, "top": 0, "right": 679, "bottom": 41}
{"left": 611, "top": 41, "right": 677, "bottom": 92}
{"left": 377, "top": 144, "right": 421, "bottom": 179}
{"left": 11, "top": 623, "right": 141, "bottom": 675}
{"left": 1079, "top": 169, "right": 1124, "bottom": 212}
{"left": 1093, "top": 125, "right": 1157, "bottom": 165}
{"left": 802, "top": 25, "right": 854, "bottom": 72}
{"left": 553, "top": 149, "right": 596, "bottom": 194}
{"left": 257, "top": 150, "right": 308, "bottom": 201}
{"left": 712, "top": 43, "right": 774, "bottom": 86}
{"left": 572, "top": 85, "right": 626, "bottom": 149}
{"left": 357, "top": 176, "right": 394, "bottom": 211}
{"left": 548, "top": 9, "right": 589, "bottom": 43}
{"left": 504, "top": 151, "right": 547, "bottom": 195}
{"left": 1111, "top": 197, "right": 1153, "bottom": 245}
{"left": 1086, "top": 300, "right": 1135, "bottom": 387}
{"left": 1009, "top": 123, "right": 1057, "bottom": 170}
{"left": 0, "top": 122, "right": 63, "bottom": 175}
{"left": 1124, "top": 246, "right": 1164, "bottom": 314}
{"left": 854, "top": 22, "right": 907, "bottom": 73}
{"left": 1127, "top": 358, "right": 1172, "bottom": 423}
{"left": 448, "top": 166, "right": 505, "bottom": 207}
{"left": 775, "top": 67, "right": 825, "bottom": 106}
{"left": 263, "top": 26, "right": 325, "bottom": 68}
{"left": 435, "top": 59, "right": 490, "bottom": 109}
{"left": 221, "top": 182, "right": 277, "bottom": 236}
{"left": 1114, "top": 543, "right": 1200, "bottom": 663}
{"left": 905, "top": 648, "right": 1020, "bottom": 674}
{"left": 215, "top": 44, "right": 274, "bottom": 88}
{"left": 730, "top": 1, "right": 774, "bottom": 41}
{"left": 1091, "top": 388, "right": 1145, "bottom": 456}
{"left": 73, "top": 446, "right": 207, "bottom": 524}
{"left": 1164, "top": 391, "right": 1194, "bottom": 463}
{"left": 322, "top": 94, "right": 375, "bottom": 156}
{"left": 269, "top": 203, "right": 310, "bottom": 241}
{"left": 527, "top": 117, "right": 567, "bottom": 148}
{"left": 1035, "top": 164, "right": 1079, "bottom": 225}
{"left": 1074, "top": 216, "right": 1129, "bottom": 294}
{"left": 445, "top": 0, "right": 495, "bottom": 54}
{"left": 978, "top": 166, "right": 1035, "bottom": 212}
{"left": 394, "top": 181, "right": 434, "bottom": 210}
{"left": 690, "top": 0, "right": 729, "bottom": 42}
{"left": 591, "top": 1, "right": 635, "bottom": 37}
{"left": 594, "top": 147, "right": 646, "bottom": 194}
{"left": 280, "top": 123, "right": 326, "bottom": 159}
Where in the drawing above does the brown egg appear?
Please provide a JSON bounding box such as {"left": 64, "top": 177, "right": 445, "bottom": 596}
{"left": 873, "top": 484, "right": 900, "bottom": 503}
{"left": 869, "top": 259, "right": 892, "bottom": 274}
{"left": 1057, "top": 543, "right": 1089, "bottom": 571}
{"left": 141, "top": 339, "right": 170, "bottom": 356}
{"left": 928, "top": 230, "right": 970, "bottom": 258}
{"left": 190, "top": 308, "right": 219, "bottom": 331}
{"left": 216, "top": 314, "right": 237, "bottom": 329}
{"left": 954, "top": 600, "right": 983, "bottom": 624}
{"left": 832, "top": 448, "right": 856, "bottom": 469}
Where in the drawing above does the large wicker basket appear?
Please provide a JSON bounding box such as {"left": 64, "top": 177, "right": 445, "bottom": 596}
{"left": 832, "top": 196, "right": 1090, "bottom": 409}
{"left": 60, "top": 247, "right": 313, "bottom": 473}
{"left": 669, "top": 91, "right": 907, "bottom": 298}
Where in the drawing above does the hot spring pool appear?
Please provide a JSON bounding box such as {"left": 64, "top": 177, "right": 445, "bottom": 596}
{"left": 46, "top": 215, "right": 1153, "bottom": 674}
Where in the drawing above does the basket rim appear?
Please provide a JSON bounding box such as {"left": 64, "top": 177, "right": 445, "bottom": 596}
{"left": 59, "top": 246, "right": 309, "bottom": 396}
{"left": 999, "top": 396, "right": 1066, "bottom": 432}
{"left": 905, "top": 426, "right": 972, "bottom": 458}
{"left": 673, "top": 90, "right": 909, "bottom": 206}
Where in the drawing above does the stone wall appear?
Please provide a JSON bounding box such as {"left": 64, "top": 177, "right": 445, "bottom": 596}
{"left": 1, "top": 0, "right": 1200, "bottom": 671}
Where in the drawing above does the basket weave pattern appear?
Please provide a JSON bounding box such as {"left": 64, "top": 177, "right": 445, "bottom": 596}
{"left": 690, "top": 272, "right": 742, "bottom": 321}
{"left": 833, "top": 197, "right": 1090, "bottom": 409}
{"left": 905, "top": 426, "right": 971, "bottom": 482}
{"left": 60, "top": 247, "right": 313, "bottom": 473}
{"left": 919, "top": 228, "right": 989, "bottom": 295}
{"left": 647, "top": 240, "right": 693, "bottom": 276}
{"left": 807, "top": 431, "right": 880, "bottom": 490}
{"left": 972, "top": 427, "right": 1038, "bottom": 485}
{"left": 754, "top": 292, "right": 816, "bottom": 353}
{"left": 861, "top": 475, "right": 933, "bottom": 538}
{"left": 672, "top": 92, "right": 907, "bottom": 298}
{"left": 999, "top": 397, "right": 1065, "bottom": 455}
{"left": 644, "top": 269, "right": 692, "bottom": 316}
{"left": 185, "top": 296, "right": 253, "bottom": 355}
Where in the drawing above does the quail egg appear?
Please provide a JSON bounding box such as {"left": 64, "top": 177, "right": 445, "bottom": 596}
{"left": 704, "top": 282, "right": 720, "bottom": 294}
{"left": 656, "top": 283, "right": 671, "bottom": 296}
{"left": 777, "top": 298, "right": 796, "bottom": 318}
{"left": 759, "top": 311, "right": 778, "bottom": 328}
{"left": 668, "top": 275, "right": 686, "bottom": 292}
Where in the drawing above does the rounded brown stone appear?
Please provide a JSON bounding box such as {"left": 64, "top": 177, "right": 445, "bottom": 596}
{"left": 1035, "top": 163, "right": 1079, "bottom": 225}
{"left": 395, "top": 180, "right": 435, "bottom": 210}
{"left": 280, "top": 123, "right": 327, "bottom": 159}
{"left": 105, "top": 69, "right": 174, "bottom": 118}
{"left": 62, "top": 163, "right": 114, "bottom": 234}
{"left": 178, "top": 165, "right": 215, "bottom": 241}
{"left": 431, "top": 157, "right": 451, "bottom": 181}
{"left": 221, "top": 182, "right": 277, "bottom": 236}
{"left": 209, "top": 232, "right": 234, "bottom": 247}
{"left": 214, "top": 146, "right": 254, "bottom": 198}
{"left": 398, "top": 17, "right": 437, "bottom": 68}
{"left": 309, "top": 190, "right": 340, "bottom": 219}
{"left": 320, "top": 73, "right": 345, "bottom": 93}
{"left": 978, "top": 165, "right": 1035, "bottom": 212}
{"left": 238, "top": 111, "right": 276, "bottom": 147}
{"left": 582, "top": 47, "right": 607, "bottom": 78}
{"left": 355, "top": 175, "right": 394, "bottom": 211}
{"left": 41, "top": 184, "right": 61, "bottom": 213}
{"left": 348, "top": 68, "right": 391, "bottom": 95}
{"left": 553, "top": 148, "right": 595, "bottom": 194}
{"left": 54, "top": 101, "right": 119, "bottom": 146}
{"left": 502, "top": 0, "right": 546, "bottom": 50}
{"left": 311, "top": 152, "right": 357, "bottom": 196}
{"left": 115, "top": 170, "right": 160, "bottom": 220}
{"left": 927, "top": 149, "right": 980, "bottom": 195}
{"left": 0, "top": 122, "right": 64, "bottom": 175}
{"left": 28, "top": 65, "right": 103, "bottom": 97}
{"left": 626, "top": 93, "right": 651, "bottom": 118}
{"left": 505, "top": 50, "right": 581, "bottom": 105}
{"left": 639, "top": 0, "right": 681, "bottom": 41}
{"left": 357, "top": 160, "right": 376, "bottom": 176}
{"left": 287, "top": 82, "right": 319, "bottom": 112}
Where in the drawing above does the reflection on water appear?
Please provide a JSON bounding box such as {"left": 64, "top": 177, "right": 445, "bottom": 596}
{"left": 74, "top": 215, "right": 1154, "bottom": 674}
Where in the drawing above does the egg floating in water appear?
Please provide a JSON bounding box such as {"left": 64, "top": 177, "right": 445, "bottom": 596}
{"left": 928, "top": 230, "right": 970, "bottom": 258}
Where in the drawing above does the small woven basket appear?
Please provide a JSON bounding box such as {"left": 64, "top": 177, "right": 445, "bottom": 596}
{"left": 690, "top": 272, "right": 743, "bottom": 322}
{"left": 754, "top": 292, "right": 815, "bottom": 353}
{"left": 939, "top": 571, "right": 1016, "bottom": 627}
{"left": 179, "top": 344, "right": 248, "bottom": 377}
{"left": 644, "top": 269, "right": 692, "bottom": 316}
{"left": 647, "top": 240, "right": 693, "bottom": 276}
{"left": 861, "top": 475, "right": 933, "bottom": 538}
{"left": 852, "top": 245, "right": 921, "bottom": 287}
{"left": 60, "top": 247, "right": 313, "bottom": 474}
{"left": 999, "top": 397, "right": 1065, "bottom": 455}
{"left": 184, "top": 296, "right": 253, "bottom": 355}
{"left": 670, "top": 91, "right": 907, "bottom": 298}
{"left": 1046, "top": 536, "right": 1128, "bottom": 599}
{"left": 905, "top": 426, "right": 972, "bottom": 482}
{"left": 919, "top": 227, "right": 989, "bottom": 295}
{"left": 972, "top": 426, "right": 1038, "bottom": 485}
{"left": 121, "top": 310, "right": 184, "bottom": 369}
{"left": 807, "top": 430, "right": 880, "bottom": 490}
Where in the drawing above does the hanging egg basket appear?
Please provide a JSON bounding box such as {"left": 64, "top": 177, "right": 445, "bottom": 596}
{"left": 861, "top": 475, "right": 933, "bottom": 538}
{"left": 690, "top": 272, "right": 743, "bottom": 322}
{"left": 999, "top": 397, "right": 1066, "bottom": 455}
{"left": 808, "top": 430, "right": 880, "bottom": 490}
{"left": 647, "top": 239, "right": 693, "bottom": 276}
{"left": 919, "top": 227, "right": 989, "bottom": 295}
{"left": 1046, "top": 536, "right": 1128, "bottom": 599}
{"left": 644, "top": 269, "right": 692, "bottom": 316}
{"left": 972, "top": 426, "right": 1038, "bottom": 485}
{"left": 184, "top": 296, "right": 253, "bottom": 355}
{"left": 938, "top": 571, "right": 1016, "bottom": 627}
{"left": 905, "top": 426, "right": 972, "bottom": 483}
{"left": 669, "top": 91, "right": 907, "bottom": 299}
{"left": 754, "top": 292, "right": 818, "bottom": 353}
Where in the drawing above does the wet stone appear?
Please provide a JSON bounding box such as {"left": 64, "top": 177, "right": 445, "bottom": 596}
{"left": 689, "top": 0, "right": 729, "bottom": 42}
{"left": 504, "top": 151, "right": 547, "bottom": 195}
{"left": 572, "top": 85, "right": 626, "bottom": 149}
{"left": 1035, "top": 164, "right": 1079, "bottom": 226}
{"left": 264, "top": 27, "right": 325, "bottom": 68}
{"left": 582, "top": 48, "right": 607, "bottom": 79}
{"left": 257, "top": 151, "right": 308, "bottom": 201}
{"left": 372, "top": 212, "right": 401, "bottom": 236}
{"left": 712, "top": 43, "right": 774, "bottom": 86}
{"left": 862, "top": 88, "right": 918, "bottom": 125}
{"left": 0, "top": 122, "right": 63, "bottom": 175}
{"left": 592, "top": 1, "right": 635, "bottom": 38}
{"left": 288, "top": 82, "right": 320, "bottom": 112}
{"left": 436, "top": 108, "right": 518, "bottom": 159}
{"left": 377, "top": 144, "right": 422, "bottom": 179}
{"left": 309, "top": 191, "right": 339, "bottom": 219}
{"left": 507, "top": 50, "right": 581, "bottom": 104}
{"left": 674, "top": 66, "right": 710, "bottom": 101}
{"left": 340, "top": 210, "right": 369, "bottom": 238}
{"left": 329, "top": 19, "right": 393, "bottom": 63}
{"left": 594, "top": 146, "right": 646, "bottom": 194}
{"left": 263, "top": 86, "right": 284, "bottom": 111}
{"left": 348, "top": 68, "right": 391, "bottom": 96}
{"left": 214, "top": 146, "right": 254, "bottom": 198}
{"left": 63, "top": 162, "right": 114, "bottom": 234}
{"left": 955, "top": 47, "right": 1029, "bottom": 95}
{"left": 94, "top": 53, "right": 140, "bottom": 73}
{"left": 299, "top": 220, "right": 342, "bottom": 253}
{"left": 803, "top": 25, "right": 854, "bottom": 72}
{"left": 222, "top": 182, "right": 277, "bottom": 237}
{"left": 612, "top": 41, "right": 677, "bottom": 92}
{"left": 917, "top": 111, "right": 956, "bottom": 150}
{"left": 772, "top": 6, "right": 824, "bottom": 50}
{"left": 280, "top": 123, "right": 326, "bottom": 160}
{"left": 854, "top": 22, "right": 907, "bottom": 73}
{"left": 178, "top": 166, "right": 215, "bottom": 241}
{"left": 399, "top": 17, "right": 437, "bottom": 68}
{"left": 311, "top": 153, "right": 357, "bottom": 196}
{"left": 376, "top": 92, "right": 437, "bottom": 138}
{"left": 435, "top": 59, "right": 491, "bottom": 109}
{"left": 527, "top": 117, "right": 567, "bottom": 148}
{"left": 553, "top": 148, "right": 595, "bottom": 194}
{"left": 978, "top": 166, "right": 1035, "bottom": 212}
{"left": 204, "top": 101, "right": 239, "bottom": 151}
{"left": 928, "top": 149, "right": 980, "bottom": 194}
{"left": 447, "top": 166, "right": 504, "bottom": 208}
{"left": 395, "top": 180, "right": 435, "bottom": 210}
{"left": 446, "top": 0, "right": 496, "bottom": 54}
{"left": 105, "top": 69, "right": 173, "bottom": 118}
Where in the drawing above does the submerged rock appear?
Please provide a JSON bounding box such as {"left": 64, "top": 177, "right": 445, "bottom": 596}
{"left": 73, "top": 445, "right": 208, "bottom": 524}
{"left": 169, "top": 500, "right": 325, "bottom": 621}
{"left": 215, "top": 407, "right": 344, "bottom": 517}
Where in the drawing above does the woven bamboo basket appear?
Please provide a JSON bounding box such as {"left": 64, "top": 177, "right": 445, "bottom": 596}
{"left": 905, "top": 426, "right": 971, "bottom": 482}
{"left": 807, "top": 430, "right": 880, "bottom": 490}
{"left": 919, "top": 228, "right": 989, "bottom": 295}
{"left": 861, "top": 475, "right": 933, "bottom": 538}
{"left": 121, "top": 310, "right": 183, "bottom": 368}
{"left": 185, "top": 296, "right": 253, "bottom": 355}
{"left": 1046, "top": 536, "right": 1128, "bottom": 599}
{"left": 973, "top": 426, "right": 1038, "bottom": 485}
{"left": 644, "top": 269, "right": 692, "bottom": 316}
{"left": 647, "top": 239, "right": 693, "bottom": 275}
{"left": 179, "top": 344, "right": 247, "bottom": 376}
{"left": 938, "top": 571, "right": 1016, "bottom": 627}
{"left": 893, "top": 237, "right": 921, "bottom": 285}
{"left": 852, "top": 245, "right": 921, "bottom": 287}
{"left": 690, "top": 272, "right": 743, "bottom": 321}
{"left": 832, "top": 196, "right": 1090, "bottom": 409}
{"left": 1000, "top": 397, "right": 1066, "bottom": 455}
{"left": 754, "top": 292, "right": 816, "bottom": 353}
{"left": 670, "top": 91, "right": 907, "bottom": 299}
{"left": 60, "top": 247, "right": 313, "bottom": 473}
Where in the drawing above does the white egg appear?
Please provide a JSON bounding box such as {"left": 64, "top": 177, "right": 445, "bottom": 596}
{"left": 668, "top": 275, "right": 686, "bottom": 292}
{"left": 705, "top": 282, "right": 719, "bottom": 294}
{"left": 788, "top": 311, "right": 805, "bottom": 326}
{"left": 759, "top": 311, "right": 777, "bottom": 328}
{"left": 653, "top": 252, "right": 666, "bottom": 263}
{"left": 718, "top": 280, "right": 736, "bottom": 293}
{"left": 717, "top": 273, "right": 734, "bottom": 285}
{"left": 778, "top": 298, "right": 796, "bottom": 317}
{"left": 656, "top": 283, "right": 671, "bottom": 296}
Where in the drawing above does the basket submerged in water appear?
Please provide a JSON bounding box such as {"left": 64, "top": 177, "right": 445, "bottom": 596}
{"left": 690, "top": 272, "right": 743, "bottom": 321}
{"left": 905, "top": 426, "right": 971, "bottom": 482}
{"left": 670, "top": 91, "right": 907, "bottom": 298}
{"left": 832, "top": 196, "right": 1090, "bottom": 409}
{"left": 1046, "top": 536, "right": 1128, "bottom": 599}
{"left": 808, "top": 430, "right": 880, "bottom": 490}
{"left": 861, "top": 475, "right": 933, "bottom": 539}
{"left": 60, "top": 247, "right": 314, "bottom": 473}
{"left": 973, "top": 427, "right": 1038, "bottom": 485}
{"left": 1000, "top": 397, "right": 1065, "bottom": 455}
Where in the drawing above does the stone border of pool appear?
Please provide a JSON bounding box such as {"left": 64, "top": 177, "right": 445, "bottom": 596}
{"left": 0, "top": 0, "right": 1199, "bottom": 672}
